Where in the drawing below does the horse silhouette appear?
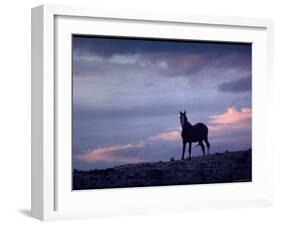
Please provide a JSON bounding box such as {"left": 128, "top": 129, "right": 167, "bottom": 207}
{"left": 179, "top": 111, "right": 210, "bottom": 160}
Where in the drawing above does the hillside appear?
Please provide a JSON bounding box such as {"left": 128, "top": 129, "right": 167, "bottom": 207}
{"left": 73, "top": 149, "right": 252, "bottom": 190}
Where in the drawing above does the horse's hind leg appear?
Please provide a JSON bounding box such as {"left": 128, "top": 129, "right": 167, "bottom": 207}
{"left": 204, "top": 138, "right": 210, "bottom": 155}
{"left": 199, "top": 141, "right": 205, "bottom": 157}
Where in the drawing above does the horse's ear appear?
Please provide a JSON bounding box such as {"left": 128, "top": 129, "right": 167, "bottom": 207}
{"left": 179, "top": 111, "right": 182, "bottom": 114}
{"left": 184, "top": 110, "right": 186, "bottom": 114}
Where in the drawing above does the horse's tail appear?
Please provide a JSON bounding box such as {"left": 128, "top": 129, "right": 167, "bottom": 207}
{"left": 204, "top": 136, "right": 210, "bottom": 155}
{"left": 205, "top": 139, "right": 210, "bottom": 150}
{"left": 205, "top": 126, "right": 210, "bottom": 150}
{"left": 195, "top": 141, "right": 209, "bottom": 149}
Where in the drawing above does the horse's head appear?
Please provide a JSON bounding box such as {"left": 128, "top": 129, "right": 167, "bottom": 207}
{"left": 179, "top": 111, "right": 187, "bottom": 127}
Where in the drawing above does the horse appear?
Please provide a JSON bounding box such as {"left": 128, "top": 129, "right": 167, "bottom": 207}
{"left": 179, "top": 111, "right": 210, "bottom": 160}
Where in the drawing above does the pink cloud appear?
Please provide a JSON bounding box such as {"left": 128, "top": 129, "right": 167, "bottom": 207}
{"left": 209, "top": 107, "right": 251, "bottom": 125}
{"left": 149, "top": 128, "right": 181, "bottom": 141}
{"left": 75, "top": 143, "right": 144, "bottom": 163}
{"left": 208, "top": 107, "right": 251, "bottom": 139}
{"left": 168, "top": 53, "right": 205, "bottom": 71}
{"left": 178, "top": 54, "right": 204, "bottom": 67}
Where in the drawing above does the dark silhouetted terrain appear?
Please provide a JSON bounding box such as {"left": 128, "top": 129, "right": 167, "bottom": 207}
{"left": 73, "top": 149, "right": 251, "bottom": 190}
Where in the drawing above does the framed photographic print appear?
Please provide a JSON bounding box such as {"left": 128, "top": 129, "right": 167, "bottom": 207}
{"left": 31, "top": 4, "right": 274, "bottom": 221}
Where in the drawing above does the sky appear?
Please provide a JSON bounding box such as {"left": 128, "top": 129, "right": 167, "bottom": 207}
{"left": 72, "top": 35, "right": 252, "bottom": 170}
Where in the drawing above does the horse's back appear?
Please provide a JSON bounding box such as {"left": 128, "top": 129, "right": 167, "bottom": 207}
{"left": 193, "top": 122, "right": 208, "bottom": 136}
{"left": 182, "top": 122, "right": 209, "bottom": 142}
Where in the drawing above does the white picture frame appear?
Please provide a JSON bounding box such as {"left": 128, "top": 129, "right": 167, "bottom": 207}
{"left": 31, "top": 4, "right": 274, "bottom": 221}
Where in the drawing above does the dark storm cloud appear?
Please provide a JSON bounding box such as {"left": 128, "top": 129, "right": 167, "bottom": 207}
{"left": 73, "top": 35, "right": 251, "bottom": 58}
{"left": 73, "top": 36, "right": 251, "bottom": 79}
{"left": 218, "top": 76, "right": 252, "bottom": 93}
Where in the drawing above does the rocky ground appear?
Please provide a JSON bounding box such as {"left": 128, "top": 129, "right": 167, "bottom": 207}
{"left": 73, "top": 149, "right": 252, "bottom": 190}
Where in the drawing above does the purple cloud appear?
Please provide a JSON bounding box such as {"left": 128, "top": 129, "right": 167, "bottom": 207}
{"left": 218, "top": 76, "right": 251, "bottom": 93}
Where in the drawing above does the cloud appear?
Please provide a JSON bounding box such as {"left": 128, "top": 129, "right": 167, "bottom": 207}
{"left": 75, "top": 143, "right": 144, "bottom": 163}
{"left": 218, "top": 76, "right": 251, "bottom": 93}
{"left": 73, "top": 52, "right": 170, "bottom": 79}
{"left": 73, "top": 36, "right": 251, "bottom": 59}
{"left": 73, "top": 36, "right": 252, "bottom": 80}
{"left": 149, "top": 128, "right": 181, "bottom": 141}
{"left": 162, "top": 53, "right": 208, "bottom": 76}
{"left": 207, "top": 107, "right": 252, "bottom": 149}
{"left": 209, "top": 107, "right": 251, "bottom": 125}
{"left": 75, "top": 53, "right": 143, "bottom": 67}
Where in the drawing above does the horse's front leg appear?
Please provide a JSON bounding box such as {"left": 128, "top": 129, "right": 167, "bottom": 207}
{"left": 188, "top": 142, "right": 192, "bottom": 160}
{"left": 181, "top": 141, "right": 186, "bottom": 160}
